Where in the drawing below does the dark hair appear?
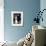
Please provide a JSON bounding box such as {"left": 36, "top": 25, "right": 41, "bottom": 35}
{"left": 17, "top": 14, "right": 21, "bottom": 22}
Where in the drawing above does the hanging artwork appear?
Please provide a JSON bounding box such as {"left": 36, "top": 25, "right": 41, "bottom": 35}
{"left": 11, "top": 11, "right": 23, "bottom": 26}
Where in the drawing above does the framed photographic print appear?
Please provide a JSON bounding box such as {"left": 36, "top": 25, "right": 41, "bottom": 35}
{"left": 11, "top": 11, "right": 23, "bottom": 26}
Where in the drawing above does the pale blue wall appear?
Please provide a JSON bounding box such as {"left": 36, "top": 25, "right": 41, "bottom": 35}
{"left": 40, "top": 0, "right": 46, "bottom": 27}
{"left": 4, "top": 0, "right": 40, "bottom": 42}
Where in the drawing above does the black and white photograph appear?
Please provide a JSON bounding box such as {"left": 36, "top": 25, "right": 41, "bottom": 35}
{"left": 11, "top": 11, "right": 23, "bottom": 26}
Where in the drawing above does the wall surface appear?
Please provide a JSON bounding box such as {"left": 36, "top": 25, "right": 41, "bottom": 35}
{"left": 40, "top": 0, "right": 46, "bottom": 27}
{"left": 4, "top": 0, "right": 40, "bottom": 42}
